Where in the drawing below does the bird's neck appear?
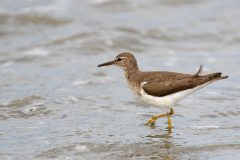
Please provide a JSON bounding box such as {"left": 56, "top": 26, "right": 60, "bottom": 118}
{"left": 124, "top": 66, "right": 139, "bottom": 80}
{"left": 124, "top": 65, "right": 139, "bottom": 75}
{"left": 124, "top": 66, "right": 141, "bottom": 96}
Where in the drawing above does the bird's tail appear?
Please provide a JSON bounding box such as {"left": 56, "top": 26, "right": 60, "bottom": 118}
{"left": 206, "top": 72, "right": 228, "bottom": 81}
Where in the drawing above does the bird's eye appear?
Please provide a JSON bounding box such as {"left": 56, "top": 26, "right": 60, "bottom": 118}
{"left": 117, "top": 58, "right": 122, "bottom": 61}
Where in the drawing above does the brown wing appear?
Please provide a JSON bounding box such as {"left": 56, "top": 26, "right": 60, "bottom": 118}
{"left": 142, "top": 72, "right": 225, "bottom": 97}
{"left": 139, "top": 65, "right": 204, "bottom": 83}
{"left": 128, "top": 66, "right": 204, "bottom": 87}
{"left": 139, "top": 71, "right": 190, "bottom": 83}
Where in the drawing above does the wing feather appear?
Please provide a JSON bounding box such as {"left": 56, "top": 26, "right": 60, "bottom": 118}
{"left": 142, "top": 77, "right": 208, "bottom": 97}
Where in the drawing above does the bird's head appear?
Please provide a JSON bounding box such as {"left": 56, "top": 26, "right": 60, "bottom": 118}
{"left": 98, "top": 52, "right": 139, "bottom": 71}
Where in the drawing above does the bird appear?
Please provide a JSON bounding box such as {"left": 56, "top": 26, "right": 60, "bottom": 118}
{"left": 97, "top": 52, "right": 228, "bottom": 130}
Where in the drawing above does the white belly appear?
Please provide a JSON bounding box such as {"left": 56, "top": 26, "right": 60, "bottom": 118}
{"left": 139, "top": 82, "right": 211, "bottom": 112}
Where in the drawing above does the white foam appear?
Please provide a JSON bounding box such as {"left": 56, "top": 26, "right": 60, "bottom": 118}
{"left": 20, "top": 0, "right": 65, "bottom": 14}
{"left": 22, "top": 106, "right": 38, "bottom": 113}
{"left": 75, "top": 145, "right": 88, "bottom": 152}
{"left": 55, "top": 88, "right": 68, "bottom": 92}
{"left": 192, "top": 125, "right": 220, "bottom": 129}
{"left": 90, "top": 0, "right": 110, "bottom": 5}
{"left": 23, "top": 48, "right": 50, "bottom": 57}
{"left": 65, "top": 96, "right": 79, "bottom": 103}
{"left": 73, "top": 80, "right": 90, "bottom": 85}
{"left": 33, "top": 102, "right": 45, "bottom": 106}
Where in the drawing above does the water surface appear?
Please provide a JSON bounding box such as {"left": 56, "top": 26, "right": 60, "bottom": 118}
{"left": 0, "top": 0, "right": 240, "bottom": 159}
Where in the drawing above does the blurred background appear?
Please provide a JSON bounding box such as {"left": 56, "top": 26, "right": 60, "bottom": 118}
{"left": 0, "top": 0, "right": 239, "bottom": 159}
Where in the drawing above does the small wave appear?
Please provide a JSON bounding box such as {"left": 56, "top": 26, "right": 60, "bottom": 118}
{"left": 75, "top": 145, "right": 88, "bottom": 152}
{"left": 0, "top": 12, "right": 70, "bottom": 26}
{"left": 23, "top": 48, "right": 50, "bottom": 57}
{"left": 55, "top": 96, "right": 79, "bottom": 104}
{"left": 73, "top": 80, "right": 90, "bottom": 86}
{"left": 192, "top": 125, "right": 221, "bottom": 129}
{"left": 4, "top": 95, "right": 42, "bottom": 108}
{"left": 22, "top": 106, "right": 39, "bottom": 114}
{"left": 90, "top": 0, "right": 111, "bottom": 5}
{"left": 35, "top": 144, "right": 89, "bottom": 159}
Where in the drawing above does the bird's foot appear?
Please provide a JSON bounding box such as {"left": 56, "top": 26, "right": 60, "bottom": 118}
{"left": 145, "top": 116, "right": 157, "bottom": 129}
{"left": 145, "top": 108, "right": 174, "bottom": 129}
{"left": 167, "top": 125, "right": 173, "bottom": 130}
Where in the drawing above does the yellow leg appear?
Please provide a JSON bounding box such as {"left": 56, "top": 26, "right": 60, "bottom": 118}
{"left": 145, "top": 108, "right": 174, "bottom": 129}
{"left": 145, "top": 113, "right": 167, "bottom": 129}
{"left": 167, "top": 114, "right": 173, "bottom": 130}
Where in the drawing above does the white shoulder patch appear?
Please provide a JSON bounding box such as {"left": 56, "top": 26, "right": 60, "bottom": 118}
{"left": 140, "top": 81, "right": 147, "bottom": 87}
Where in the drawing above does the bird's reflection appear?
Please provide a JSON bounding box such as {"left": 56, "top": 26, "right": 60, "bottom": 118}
{"left": 145, "top": 129, "right": 175, "bottom": 160}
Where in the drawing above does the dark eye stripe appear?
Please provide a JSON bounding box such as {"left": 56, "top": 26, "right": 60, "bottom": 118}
{"left": 117, "top": 58, "right": 122, "bottom": 61}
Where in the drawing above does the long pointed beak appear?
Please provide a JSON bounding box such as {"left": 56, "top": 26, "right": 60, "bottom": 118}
{"left": 97, "top": 59, "right": 116, "bottom": 67}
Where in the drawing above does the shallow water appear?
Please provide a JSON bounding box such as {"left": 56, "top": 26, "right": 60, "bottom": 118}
{"left": 0, "top": 0, "right": 240, "bottom": 159}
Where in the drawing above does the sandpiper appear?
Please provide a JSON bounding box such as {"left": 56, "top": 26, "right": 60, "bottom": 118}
{"left": 98, "top": 52, "right": 228, "bottom": 130}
